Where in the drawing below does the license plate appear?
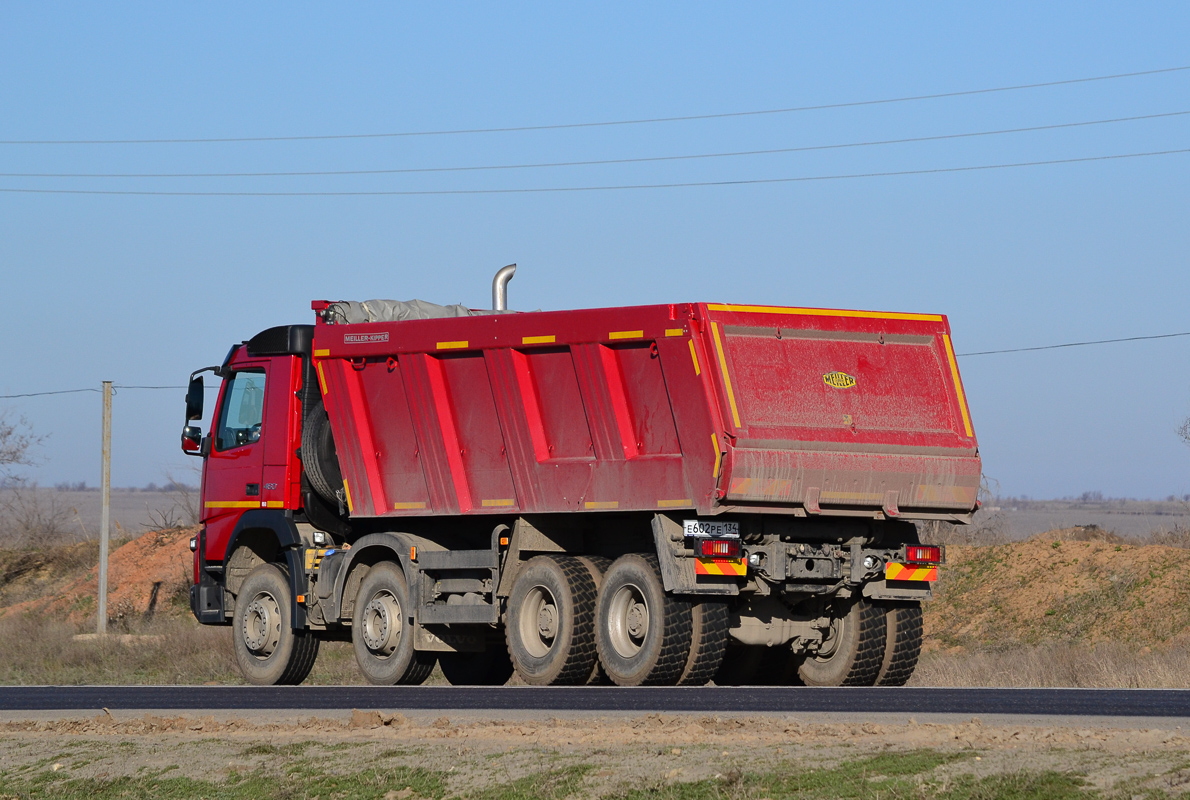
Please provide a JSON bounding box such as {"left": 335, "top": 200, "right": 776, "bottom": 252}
{"left": 683, "top": 519, "right": 740, "bottom": 538}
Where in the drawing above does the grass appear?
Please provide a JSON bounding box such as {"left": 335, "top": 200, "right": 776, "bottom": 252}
{"left": 0, "top": 751, "right": 1122, "bottom": 800}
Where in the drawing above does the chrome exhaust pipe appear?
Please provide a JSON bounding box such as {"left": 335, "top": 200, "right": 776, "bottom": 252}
{"left": 492, "top": 263, "right": 516, "bottom": 311}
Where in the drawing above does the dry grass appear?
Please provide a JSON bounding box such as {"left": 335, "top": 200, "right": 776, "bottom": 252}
{"left": 910, "top": 641, "right": 1190, "bottom": 688}
{"left": 0, "top": 610, "right": 371, "bottom": 685}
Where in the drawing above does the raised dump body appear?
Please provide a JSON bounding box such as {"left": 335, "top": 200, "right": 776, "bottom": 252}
{"left": 309, "top": 301, "right": 978, "bottom": 522}
{"left": 183, "top": 288, "right": 977, "bottom": 691}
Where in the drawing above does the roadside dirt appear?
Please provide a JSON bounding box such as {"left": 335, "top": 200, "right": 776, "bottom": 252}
{"left": 3, "top": 712, "right": 1190, "bottom": 797}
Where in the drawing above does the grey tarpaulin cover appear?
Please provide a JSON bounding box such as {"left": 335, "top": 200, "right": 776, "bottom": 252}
{"left": 322, "top": 299, "right": 491, "bottom": 324}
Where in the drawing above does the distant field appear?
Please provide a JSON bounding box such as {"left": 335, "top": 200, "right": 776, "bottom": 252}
{"left": 976, "top": 498, "right": 1190, "bottom": 539}
{"left": 0, "top": 488, "right": 185, "bottom": 544}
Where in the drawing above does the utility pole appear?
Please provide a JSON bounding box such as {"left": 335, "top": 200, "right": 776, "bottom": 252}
{"left": 97, "top": 381, "right": 112, "bottom": 636}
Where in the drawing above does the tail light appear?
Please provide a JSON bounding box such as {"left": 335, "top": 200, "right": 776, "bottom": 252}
{"left": 696, "top": 538, "right": 741, "bottom": 559}
{"left": 906, "top": 544, "right": 943, "bottom": 565}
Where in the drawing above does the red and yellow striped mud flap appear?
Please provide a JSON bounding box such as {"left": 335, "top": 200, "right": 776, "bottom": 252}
{"left": 885, "top": 562, "right": 938, "bottom": 581}
{"left": 695, "top": 557, "right": 747, "bottom": 577}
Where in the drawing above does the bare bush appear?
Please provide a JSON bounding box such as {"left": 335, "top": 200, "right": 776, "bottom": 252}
{"left": 0, "top": 482, "right": 78, "bottom": 547}
{"left": 1180, "top": 416, "right": 1190, "bottom": 447}
{"left": 143, "top": 468, "right": 201, "bottom": 531}
{"left": 0, "top": 412, "right": 41, "bottom": 476}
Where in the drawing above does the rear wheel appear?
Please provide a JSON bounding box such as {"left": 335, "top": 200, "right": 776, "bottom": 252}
{"left": 439, "top": 647, "right": 515, "bottom": 686}
{"left": 232, "top": 564, "right": 319, "bottom": 686}
{"left": 595, "top": 554, "right": 692, "bottom": 686}
{"left": 352, "top": 562, "right": 436, "bottom": 685}
{"left": 797, "top": 598, "right": 887, "bottom": 687}
{"left": 505, "top": 556, "right": 598, "bottom": 685}
{"left": 875, "top": 601, "right": 924, "bottom": 686}
{"left": 677, "top": 601, "right": 730, "bottom": 686}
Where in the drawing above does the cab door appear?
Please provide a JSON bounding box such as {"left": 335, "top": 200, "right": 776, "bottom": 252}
{"left": 201, "top": 365, "right": 269, "bottom": 561}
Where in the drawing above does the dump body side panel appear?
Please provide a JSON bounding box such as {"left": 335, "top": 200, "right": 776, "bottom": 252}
{"left": 311, "top": 305, "right": 721, "bottom": 518}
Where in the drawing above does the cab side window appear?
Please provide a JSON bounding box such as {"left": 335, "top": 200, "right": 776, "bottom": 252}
{"left": 216, "top": 370, "right": 267, "bottom": 451}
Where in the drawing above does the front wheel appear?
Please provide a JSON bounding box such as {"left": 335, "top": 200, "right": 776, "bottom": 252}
{"left": 351, "top": 562, "right": 436, "bottom": 685}
{"left": 232, "top": 564, "right": 319, "bottom": 686}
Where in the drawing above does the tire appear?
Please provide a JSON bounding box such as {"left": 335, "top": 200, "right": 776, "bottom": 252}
{"left": 232, "top": 564, "right": 320, "bottom": 686}
{"left": 677, "top": 601, "right": 730, "bottom": 686}
{"left": 875, "top": 601, "right": 924, "bottom": 686}
{"left": 713, "top": 644, "right": 765, "bottom": 686}
{"left": 302, "top": 399, "right": 343, "bottom": 504}
{"left": 797, "top": 598, "right": 887, "bottom": 687}
{"left": 505, "top": 555, "right": 598, "bottom": 686}
{"left": 351, "top": 562, "right": 436, "bottom": 685}
{"left": 439, "top": 648, "right": 515, "bottom": 686}
{"left": 595, "top": 554, "right": 692, "bottom": 686}
{"left": 576, "top": 556, "right": 613, "bottom": 685}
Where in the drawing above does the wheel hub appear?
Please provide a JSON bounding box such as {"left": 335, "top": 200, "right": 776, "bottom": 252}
{"left": 241, "top": 592, "right": 282, "bottom": 658}
{"left": 537, "top": 604, "right": 558, "bottom": 640}
{"left": 361, "top": 591, "right": 402, "bottom": 656}
{"left": 519, "top": 585, "right": 559, "bottom": 658}
{"left": 607, "top": 583, "right": 649, "bottom": 658}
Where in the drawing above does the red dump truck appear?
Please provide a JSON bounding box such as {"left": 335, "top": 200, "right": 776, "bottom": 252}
{"left": 182, "top": 267, "right": 979, "bottom": 687}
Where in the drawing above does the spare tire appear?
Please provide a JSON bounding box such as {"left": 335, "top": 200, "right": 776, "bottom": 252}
{"left": 302, "top": 398, "right": 343, "bottom": 504}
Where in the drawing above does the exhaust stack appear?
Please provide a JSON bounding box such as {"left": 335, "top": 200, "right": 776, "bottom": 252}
{"left": 492, "top": 263, "right": 516, "bottom": 311}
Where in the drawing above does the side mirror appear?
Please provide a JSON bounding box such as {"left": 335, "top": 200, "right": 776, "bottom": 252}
{"left": 182, "top": 425, "right": 203, "bottom": 454}
{"left": 185, "top": 375, "right": 204, "bottom": 421}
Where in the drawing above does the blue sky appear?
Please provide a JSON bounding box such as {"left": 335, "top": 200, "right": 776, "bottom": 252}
{"left": 1, "top": 3, "right": 1187, "bottom": 498}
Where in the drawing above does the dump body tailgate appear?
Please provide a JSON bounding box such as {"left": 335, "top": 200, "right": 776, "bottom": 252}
{"left": 700, "top": 303, "right": 979, "bottom": 518}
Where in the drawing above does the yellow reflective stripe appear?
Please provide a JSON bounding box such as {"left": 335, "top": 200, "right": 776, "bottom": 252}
{"left": 482, "top": 498, "right": 515, "bottom": 507}
{"left": 437, "top": 340, "right": 468, "bottom": 350}
{"left": 707, "top": 303, "right": 942, "bottom": 322}
{"left": 657, "top": 499, "right": 693, "bottom": 508}
{"left": 585, "top": 501, "right": 619, "bottom": 509}
{"left": 393, "top": 501, "right": 426, "bottom": 510}
{"left": 343, "top": 480, "right": 354, "bottom": 513}
{"left": 688, "top": 339, "right": 701, "bottom": 376}
{"left": 665, "top": 328, "right": 684, "bottom": 337}
{"left": 608, "top": 330, "right": 643, "bottom": 340}
{"left": 942, "top": 334, "right": 974, "bottom": 437}
{"left": 315, "top": 361, "right": 328, "bottom": 395}
{"left": 264, "top": 500, "right": 284, "bottom": 508}
{"left": 522, "top": 335, "right": 555, "bottom": 345}
{"left": 710, "top": 322, "right": 741, "bottom": 428}
{"left": 711, "top": 433, "right": 722, "bottom": 479}
{"left": 204, "top": 501, "right": 259, "bottom": 509}
{"left": 313, "top": 348, "right": 330, "bottom": 358}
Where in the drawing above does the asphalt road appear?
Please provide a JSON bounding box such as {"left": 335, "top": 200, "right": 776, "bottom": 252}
{"left": 1, "top": 686, "right": 1189, "bottom": 716}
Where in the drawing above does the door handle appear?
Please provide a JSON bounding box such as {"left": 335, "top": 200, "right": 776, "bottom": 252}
{"left": 245, "top": 483, "right": 260, "bottom": 496}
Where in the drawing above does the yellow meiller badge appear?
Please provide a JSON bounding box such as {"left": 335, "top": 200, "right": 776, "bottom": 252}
{"left": 823, "top": 371, "right": 856, "bottom": 389}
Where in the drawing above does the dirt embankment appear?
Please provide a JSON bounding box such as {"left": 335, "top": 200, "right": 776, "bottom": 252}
{"left": 926, "top": 529, "right": 1190, "bottom": 651}
{"left": 0, "top": 527, "right": 194, "bottom": 624}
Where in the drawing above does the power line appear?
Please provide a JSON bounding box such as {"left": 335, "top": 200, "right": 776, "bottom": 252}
{"left": 957, "top": 331, "right": 1190, "bottom": 357}
{"left": 5, "top": 110, "right": 1186, "bottom": 180}
{"left": 0, "top": 388, "right": 100, "bottom": 399}
{"left": 2, "top": 66, "right": 1186, "bottom": 146}
{"left": 0, "top": 385, "right": 204, "bottom": 399}
{"left": 2, "top": 146, "right": 1187, "bottom": 197}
